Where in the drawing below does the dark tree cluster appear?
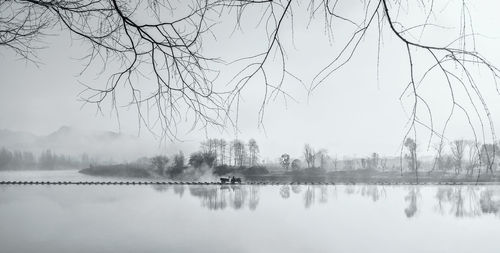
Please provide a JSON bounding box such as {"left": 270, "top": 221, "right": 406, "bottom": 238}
{"left": 146, "top": 138, "right": 264, "bottom": 179}
{"left": 150, "top": 151, "right": 187, "bottom": 178}
{"left": 189, "top": 152, "right": 216, "bottom": 169}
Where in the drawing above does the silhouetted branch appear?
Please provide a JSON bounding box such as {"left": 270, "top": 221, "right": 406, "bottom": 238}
{"left": 1, "top": 0, "right": 499, "bottom": 148}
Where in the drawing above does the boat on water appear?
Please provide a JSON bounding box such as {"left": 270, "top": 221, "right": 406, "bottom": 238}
{"left": 220, "top": 176, "right": 242, "bottom": 184}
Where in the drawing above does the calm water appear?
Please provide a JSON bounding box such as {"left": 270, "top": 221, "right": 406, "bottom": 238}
{"left": 1, "top": 171, "right": 500, "bottom": 253}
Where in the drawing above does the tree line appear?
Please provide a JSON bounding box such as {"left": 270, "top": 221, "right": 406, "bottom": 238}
{"left": 279, "top": 144, "right": 389, "bottom": 172}
{"left": 0, "top": 147, "right": 92, "bottom": 170}
{"left": 144, "top": 137, "right": 499, "bottom": 178}
{"left": 199, "top": 138, "right": 260, "bottom": 167}
{"left": 403, "top": 138, "right": 500, "bottom": 176}
{"left": 276, "top": 139, "right": 499, "bottom": 176}
{"left": 149, "top": 138, "right": 262, "bottom": 178}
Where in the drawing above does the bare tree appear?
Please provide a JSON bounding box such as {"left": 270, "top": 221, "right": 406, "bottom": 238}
{"left": 228, "top": 141, "right": 234, "bottom": 167}
{"left": 431, "top": 141, "right": 445, "bottom": 173}
{"left": 332, "top": 155, "right": 338, "bottom": 171}
{"left": 2, "top": 0, "right": 499, "bottom": 142}
{"left": 201, "top": 138, "right": 219, "bottom": 165}
{"left": 480, "top": 144, "right": 498, "bottom": 174}
{"left": 369, "top": 152, "right": 379, "bottom": 170}
{"left": 465, "top": 140, "right": 480, "bottom": 176}
{"left": 360, "top": 158, "right": 368, "bottom": 170}
{"left": 379, "top": 158, "right": 387, "bottom": 172}
{"left": 248, "top": 138, "right": 259, "bottom": 166}
{"left": 303, "top": 144, "right": 316, "bottom": 168}
{"left": 219, "top": 139, "right": 227, "bottom": 165}
{"left": 230, "top": 139, "right": 246, "bottom": 167}
{"left": 200, "top": 139, "right": 214, "bottom": 155}
{"left": 317, "top": 149, "right": 328, "bottom": 169}
{"left": 451, "top": 140, "right": 465, "bottom": 174}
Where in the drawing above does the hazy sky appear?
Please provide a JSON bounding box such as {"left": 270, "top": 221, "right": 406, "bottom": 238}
{"left": 1, "top": 0, "right": 500, "bottom": 160}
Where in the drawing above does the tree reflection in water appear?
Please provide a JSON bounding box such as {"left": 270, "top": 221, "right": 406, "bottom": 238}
{"left": 248, "top": 186, "right": 259, "bottom": 210}
{"left": 280, "top": 185, "right": 332, "bottom": 208}
{"left": 151, "top": 185, "right": 169, "bottom": 192}
{"left": 304, "top": 186, "right": 315, "bottom": 208}
{"left": 150, "top": 184, "right": 500, "bottom": 217}
{"left": 185, "top": 185, "right": 260, "bottom": 211}
{"left": 291, "top": 185, "right": 302, "bottom": 194}
{"left": 480, "top": 190, "right": 500, "bottom": 216}
{"left": 360, "top": 185, "right": 385, "bottom": 202}
{"left": 303, "top": 186, "right": 329, "bottom": 208}
{"left": 435, "top": 186, "right": 500, "bottom": 218}
{"left": 151, "top": 184, "right": 187, "bottom": 198}
{"left": 344, "top": 185, "right": 387, "bottom": 202}
{"left": 279, "top": 185, "right": 291, "bottom": 199}
{"left": 404, "top": 187, "right": 420, "bottom": 218}
{"left": 173, "top": 185, "right": 185, "bottom": 197}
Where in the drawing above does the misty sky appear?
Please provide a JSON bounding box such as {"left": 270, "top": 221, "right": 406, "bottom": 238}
{"left": 1, "top": 0, "right": 500, "bottom": 160}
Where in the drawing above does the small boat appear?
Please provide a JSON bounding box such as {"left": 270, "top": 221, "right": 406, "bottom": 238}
{"left": 220, "top": 176, "right": 242, "bottom": 184}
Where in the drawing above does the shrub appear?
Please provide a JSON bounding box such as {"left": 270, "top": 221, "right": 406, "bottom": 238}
{"left": 241, "top": 166, "right": 269, "bottom": 176}
{"left": 213, "top": 165, "right": 235, "bottom": 176}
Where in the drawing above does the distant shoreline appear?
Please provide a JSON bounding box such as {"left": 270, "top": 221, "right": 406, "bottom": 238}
{"left": 1, "top": 180, "right": 500, "bottom": 185}
{"left": 77, "top": 164, "right": 500, "bottom": 184}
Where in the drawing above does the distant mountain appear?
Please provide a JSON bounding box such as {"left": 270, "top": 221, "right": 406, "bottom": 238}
{"left": 39, "top": 126, "right": 135, "bottom": 150}
{"left": 0, "top": 126, "right": 161, "bottom": 162}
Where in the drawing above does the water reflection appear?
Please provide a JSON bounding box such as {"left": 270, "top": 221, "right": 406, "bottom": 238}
{"left": 344, "top": 185, "right": 387, "bottom": 202}
{"left": 149, "top": 184, "right": 500, "bottom": 218}
{"left": 173, "top": 185, "right": 185, "bottom": 197}
{"left": 481, "top": 190, "right": 500, "bottom": 215}
{"left": 167, "top": 185, "right": 262, "bottom": 211}
{"left": 279, "top": 185, "right": 330, "bottom": 208}
{"left": 404, "top": 188, "right": 419, "bottom": 218}
{"left": 303, "top": 186, "right": 329, "bottom": 208}
{"left": 435, "top": 187, "right": 500, "bottom": 218}
{"left": 279, "top": 185, "right": 290, "bottom": 199}
{"left": 291, "top": 185, "right": 301, "bottom": 194}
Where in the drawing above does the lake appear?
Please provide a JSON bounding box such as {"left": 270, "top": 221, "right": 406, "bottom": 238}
{"left": 1, "top": 170, "right": 500, "bottom": 253}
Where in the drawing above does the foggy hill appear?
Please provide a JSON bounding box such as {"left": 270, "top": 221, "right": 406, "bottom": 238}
{"left": 0, "top": 126, "right": 163, "bottom": 162}
{"left": 0, "top": 129, "right": 38, "bottom": 150}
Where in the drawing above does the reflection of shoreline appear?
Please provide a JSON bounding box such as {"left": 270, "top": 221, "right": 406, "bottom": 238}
{"left": 435, "top": 187, "right": 500, "bottom": 218}
{"left": 150, "top": 184, "right": 500, "bottom": 217}
{"left": 151, "top": 184, "right": 262, "bottom": 210}
{"left": 188, "top": 185, "right": 260, "bottom": 211}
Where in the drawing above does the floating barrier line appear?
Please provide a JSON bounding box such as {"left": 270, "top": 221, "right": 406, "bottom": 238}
{"left": 0, "top": 180, "right": 494, "bottom": 185}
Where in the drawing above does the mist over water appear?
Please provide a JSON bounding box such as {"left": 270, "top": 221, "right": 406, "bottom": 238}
{"left": 1, "top": 171, "right": 499, "bottom": 253}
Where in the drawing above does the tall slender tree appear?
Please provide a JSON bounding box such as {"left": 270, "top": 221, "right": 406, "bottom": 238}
{"left": 248, "top": 139, "right": 259, "bottom": 167}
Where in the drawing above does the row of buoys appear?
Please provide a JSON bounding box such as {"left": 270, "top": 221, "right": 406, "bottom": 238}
{"left": 0, "top": 181, "right": 481, "bottom": 185}
{"left": 2, "top": 181, "right": 336, "bottom": 185}
{"left": 0, "top": 181, "right": 221, "bottom": 185}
